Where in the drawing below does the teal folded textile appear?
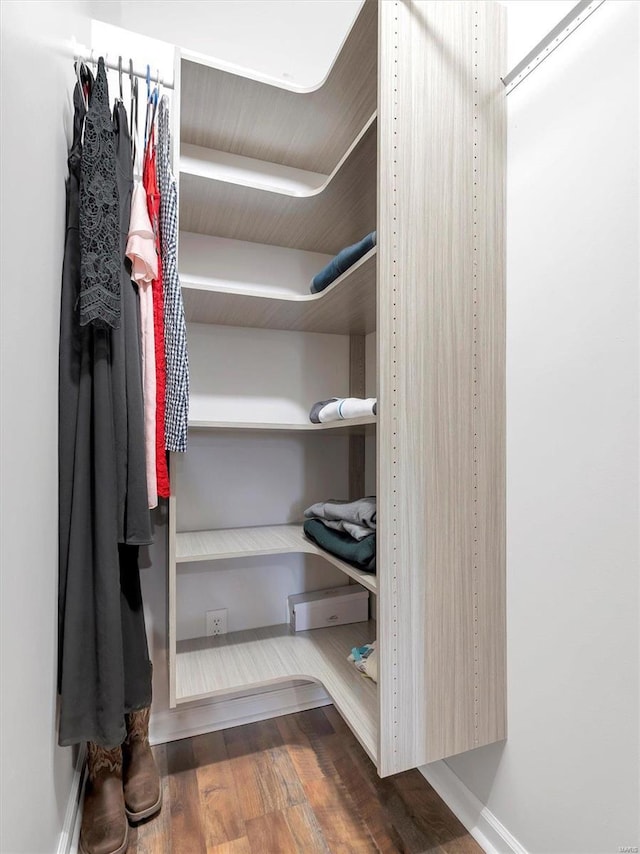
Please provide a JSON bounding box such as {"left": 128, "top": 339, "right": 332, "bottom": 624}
{"left": 310, "top": 231, "right": 376, "bottom": 294}
{"left": 303, "top": 519, "right": 376, "bottom": 572}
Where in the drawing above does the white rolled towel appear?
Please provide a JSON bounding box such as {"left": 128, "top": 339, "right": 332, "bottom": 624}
{"left": 308, "top": 397, "right": 377, "bottom": 424}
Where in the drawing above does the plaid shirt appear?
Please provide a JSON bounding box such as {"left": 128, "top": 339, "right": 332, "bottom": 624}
{"left": 158, "top": 97, "right": 189, "bottom": 452}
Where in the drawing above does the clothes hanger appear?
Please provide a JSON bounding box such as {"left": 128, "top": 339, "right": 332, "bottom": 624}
{"left": 129, "top": 58, "right": 135, "bottom": 140}
{"left": 144, "top": 64, "right": 151, "bottom": 152}
{"left": 148, "top": 69, "right": 160, "bottom": 141}
{"left": 130, "top": 59, "right": 139, "bottom": 172}
{"left": 74, "top": 60, "right": 89, "bottom": 111}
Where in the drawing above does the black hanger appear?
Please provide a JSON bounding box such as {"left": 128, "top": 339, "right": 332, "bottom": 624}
{"left": 74, "top": 59, "right": 90, "bottom": 110}
{"left": 131, "top": 75, "right": 139, "bottom": 171}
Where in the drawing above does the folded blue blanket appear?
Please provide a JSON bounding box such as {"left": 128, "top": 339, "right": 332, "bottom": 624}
{"left": 311, "top": 231, "right": 376, "bottom": 294}
{"left": 303, "top": 518, "right": 376, "bottom": 572}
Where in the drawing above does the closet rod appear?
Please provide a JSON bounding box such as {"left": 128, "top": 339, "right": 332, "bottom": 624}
{"left": 502, "top": 0, "right": 605, "bottom": 95}
{"left": 74, "top": 53, "right": 175, "bottom": 91}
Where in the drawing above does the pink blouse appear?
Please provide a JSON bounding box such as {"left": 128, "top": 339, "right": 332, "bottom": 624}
{"left": 126, "top": 182, "right": 158, "bottom": 509}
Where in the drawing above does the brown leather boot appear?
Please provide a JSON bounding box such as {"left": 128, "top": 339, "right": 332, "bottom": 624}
{"left": 122, "top": 707, "right": 162, "bottom": 823}
{"left": 79, "top": 743, "right": 129, "bottom": 854}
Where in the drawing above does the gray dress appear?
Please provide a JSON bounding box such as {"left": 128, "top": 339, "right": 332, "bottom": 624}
{"left": 58, "top": 61, "right": 152, "bottom": 749}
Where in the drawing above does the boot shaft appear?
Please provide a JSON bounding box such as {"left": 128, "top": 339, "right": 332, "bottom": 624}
{"left": 124, "top": 707, "right": 150, "bottom": 747}
{"left": 86, "top": 742, "right": 123, "bottom": 782}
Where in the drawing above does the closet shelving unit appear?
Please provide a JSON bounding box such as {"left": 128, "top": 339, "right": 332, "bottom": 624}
{"left": 180, "top": 246, "right": 377, "bottom": 334}
{"left": 169, "top": 0, "right": 507, "bottom": 778}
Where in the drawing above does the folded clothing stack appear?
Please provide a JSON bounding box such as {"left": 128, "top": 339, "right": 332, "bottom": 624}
{"left": 303, "top": 497, "right": 376, "bottom": 572}
{"left": 310, "top": 231, "right": 376, "bottom": 294}
{"left": 309, "top": 397, "right": 377, "bottom": 424}
{"left": 348, "top": 641, "right": 377, "bottom": 682}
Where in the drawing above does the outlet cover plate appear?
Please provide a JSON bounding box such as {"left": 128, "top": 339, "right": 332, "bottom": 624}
{"left": 205, "top": 608, "right": 228, "bottom": 636}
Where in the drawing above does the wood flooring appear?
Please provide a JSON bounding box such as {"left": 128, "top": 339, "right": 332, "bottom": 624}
{"left": 129, "top": 706, "right": 483, "bottom": 854}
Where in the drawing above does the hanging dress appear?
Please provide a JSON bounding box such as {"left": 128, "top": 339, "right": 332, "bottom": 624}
{"left": 143, "top": 124, "right": 170, "bottom": 498}
{"left": 112, "top": 98, "right": 153, "bottom": 543}
{"left": 58, "top": 61, "right": 151, "bottom": 748}
{"left": 157, "top": 96, "right": 189, "bottom": 452}
{"left": 126, "top": 182, "right": 158, "bottom": 509}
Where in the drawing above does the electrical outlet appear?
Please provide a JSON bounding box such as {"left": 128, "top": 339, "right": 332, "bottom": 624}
{"left": 205, "top": 608, "right": 228, "bottom": 637}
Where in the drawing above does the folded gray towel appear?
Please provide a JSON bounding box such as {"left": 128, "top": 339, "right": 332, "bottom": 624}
{"left": 304, "top": 497, "right": 376, "bottom": 541}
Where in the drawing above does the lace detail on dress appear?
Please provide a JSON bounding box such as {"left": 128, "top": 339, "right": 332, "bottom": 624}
{"left": 79, "top": 57, "right": 121, "bottom": 328}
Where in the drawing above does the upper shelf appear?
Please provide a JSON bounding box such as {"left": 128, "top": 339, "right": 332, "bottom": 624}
{"left": 181, "top": 246, "right": 376, "bottom": 334}
{"left": 179, "top": 0, "right": 377, "bottom": 175}
{"left": 188, "top": 416, "right": 376, "bottom": 435}
{"left": 179, "top": 116, "right": 377, "bottom": 254}
{"left": 176, "top": 524, "right": 377, "bottom": 594}
{"left": 180, "top": 144, "right": 328, "bottom": 197}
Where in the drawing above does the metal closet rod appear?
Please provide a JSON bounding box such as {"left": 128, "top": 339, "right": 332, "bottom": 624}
{"left": 74, "top": 52, "right": 175, "bottom": 91}
{"left": 502, "top": 0, "right": 606, "bottom": 95}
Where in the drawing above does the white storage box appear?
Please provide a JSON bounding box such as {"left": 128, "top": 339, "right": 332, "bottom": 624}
{"left": 288, "top": 585, "right": 369, "bottom": 631}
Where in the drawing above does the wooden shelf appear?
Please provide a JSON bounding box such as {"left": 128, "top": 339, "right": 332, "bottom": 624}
{"left": 175, "top": 620, "right": 378, "bottom": 761}
{"left": 182, "top": 247, "right": 376, "bottom": 334}
{"left": 176, "top": 524, "right": 377, "bottom": 593}
{"left": 178, "top": 117, "right": 376, "bottom": 254}
{"left": 179, "top": 0, "right": 377, "bottom": 175}
{"left": 181, "top": 143, "right": 328, "bottom": 196}
{"left": 187, "top": 416, "right": 376, "bottom": 435}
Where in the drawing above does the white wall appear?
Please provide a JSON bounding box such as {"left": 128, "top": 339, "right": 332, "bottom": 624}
{"left": 443, "top": 3, "right": 640, "bottom": 853}
{"left": 89, "top": 0, "right": 363, "bottom": 88}
{"left": 0, "top": 3, "right": 92, "bottom": 852}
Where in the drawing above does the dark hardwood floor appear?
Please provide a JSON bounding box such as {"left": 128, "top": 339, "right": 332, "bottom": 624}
{"left": 129, "top": 706, "right": 482, "bottom": 853}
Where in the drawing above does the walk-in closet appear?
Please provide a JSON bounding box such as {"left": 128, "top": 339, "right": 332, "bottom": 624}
{"left": 5, "top": 1, "right": 637, "bottom": 853}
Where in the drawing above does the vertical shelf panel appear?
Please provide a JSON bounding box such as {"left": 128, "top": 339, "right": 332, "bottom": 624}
{"left": 168, "top": 453, "right": 178, "bottom": 709}
{"left": 473, "top": 1, "right": 508, "bottom": 749}
{"left": 377, "top": 0, "right": 506, "bottom": 774}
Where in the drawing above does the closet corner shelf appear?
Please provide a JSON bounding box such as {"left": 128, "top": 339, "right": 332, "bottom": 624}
{"left": 178, "top": 116, "right": 377, "bottom": 255}
{"left": 187, "top": 415, "right": 376, "bottom": 435}
{"left": 175, "top": 619, "right": 378, "bottom": 762}
{"left": 175, "top": 524, "right": 378, "bottom": 594}
{"left": 181, "top": 247, "right": 377, "bottom": 334}
{"left": 179, "top": 0, "right": 377, "bottom": 175}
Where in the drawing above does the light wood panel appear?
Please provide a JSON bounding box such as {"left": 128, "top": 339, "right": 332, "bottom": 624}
{"left": 181, "top": 143, "right": 328, "bottom": 195}
{"left": 181, "top": 248, "right": 377, "bottom": 334}
{"left": 175, "top": 524, "right": 377, "bottom": 594}
{"left": 349, "top": 335, "right": 367, "bottom": 500}
{"left": 187, "top": 416, "right": 376, "bottom": 434}
{"left": 168, "top": 454, "right": 178, "bottom": 709}
{"left": 175, "top": 621, "right": 379, "bottom": 761}
{"left": 473, "top": 1, "right": 508, "bottom": 749}
{"left": 179, "top": 0, "right": 377, "bottom": 174}
{"left": 377, "top": 0, "right": 506, "bottom": 774}
{"left": 179, "top": 118, "right": 377, "bottom": 254}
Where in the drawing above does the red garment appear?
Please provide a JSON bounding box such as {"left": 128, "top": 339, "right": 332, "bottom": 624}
{"left": 143, "top": 129, "right": 170, "bottom": 499}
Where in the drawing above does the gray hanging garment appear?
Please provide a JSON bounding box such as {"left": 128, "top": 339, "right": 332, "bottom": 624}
{"left": 78, "top": 57, "right": 121, "bottom": 328}
{"left": 58, "top": 69, "right": 151, "bottom": 748}
{"left": 111, "top": 98, "right": 152, "bottom": 545}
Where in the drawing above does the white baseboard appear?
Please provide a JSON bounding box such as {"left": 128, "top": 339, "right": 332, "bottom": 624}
{"left": 56, "top": 743, "right": 86, "bottom": 854}
{"left": 419, "top": 761, "right": 528, "bottom": 854}
{"left": 149, "top": 682, "right": 331, "bottom": 745}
